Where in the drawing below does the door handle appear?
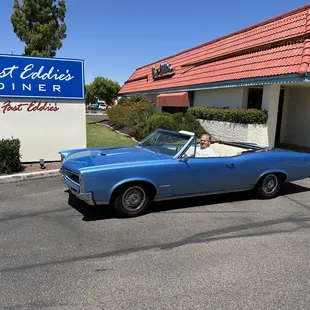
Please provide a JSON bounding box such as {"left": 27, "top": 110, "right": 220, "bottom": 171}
{"left": 226, "top": 163, "right": 234, "bottom": 168}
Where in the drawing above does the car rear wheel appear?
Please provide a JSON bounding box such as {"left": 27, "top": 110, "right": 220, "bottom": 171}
{"left": 113, "top": 183, "right": 152, "bottom": 217}
{"left": 256, "top": 173, "right": 281, "bottom": 199}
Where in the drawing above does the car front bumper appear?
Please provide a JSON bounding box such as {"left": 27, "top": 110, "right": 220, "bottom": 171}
{"left": 61, "top": 176, "right": 95, "bottom": 206}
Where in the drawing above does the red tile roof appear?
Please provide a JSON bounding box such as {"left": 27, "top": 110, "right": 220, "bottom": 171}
{"left": 119, "top": 5, "right": 310, "bottom": 95}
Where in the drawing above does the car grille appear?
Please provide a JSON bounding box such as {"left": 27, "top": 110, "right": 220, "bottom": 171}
{"left": 64, "top": 169, "right": 80, "bottom": 185}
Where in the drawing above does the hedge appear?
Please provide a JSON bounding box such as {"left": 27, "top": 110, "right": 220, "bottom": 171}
{"left": 187, "top": 107, "right": 268, "bottom": 124}
{"left": 144, "top": 112, "right": 206, "bottom": 138}
{"left": 0, "top": 137, "right": 23, "bottom": 174}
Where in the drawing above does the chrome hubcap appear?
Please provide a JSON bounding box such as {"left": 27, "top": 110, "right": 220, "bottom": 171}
{"left": 262, "top": 174, "right": 278, "bottom": 195}
{"left": 122, "top": 186, "right": 146, "bottom": 211}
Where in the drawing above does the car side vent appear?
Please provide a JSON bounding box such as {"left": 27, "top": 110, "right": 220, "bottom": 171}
{"left": 100, "top": 153, "right": 107, "bottom": 156}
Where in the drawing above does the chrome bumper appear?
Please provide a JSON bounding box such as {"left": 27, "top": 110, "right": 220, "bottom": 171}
{"left": 61, "top": 176, "right": 95, "bottom": 206}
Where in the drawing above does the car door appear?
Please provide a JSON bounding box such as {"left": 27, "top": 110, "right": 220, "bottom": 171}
{"left": 172, "top": 155, "right": 251, "bottom": 196}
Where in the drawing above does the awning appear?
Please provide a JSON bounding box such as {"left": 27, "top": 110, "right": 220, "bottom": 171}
{"left": 156, "top": 92, "right": 189, "bottom": 107}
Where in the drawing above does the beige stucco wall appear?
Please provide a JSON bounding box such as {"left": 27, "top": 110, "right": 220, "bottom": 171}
{"left": 261, "top": 84, "right": 280, "bottom": 147}
{"left": 195, "top": 85, "right": 280, "bottom": 147}
{"left": 146, "top": 87, "right": 246, "bottom": 112}
{"left": 194, "top": 88, "right": 247, "bottom": 108}
{"left": 0, "top": 99, "right": 87, "bottom": 162}
{"left": 280, "top": 87, "right": 310, "bottom": 147}
{"left": 199, "top": 119, "right": 269, "bottom": 147}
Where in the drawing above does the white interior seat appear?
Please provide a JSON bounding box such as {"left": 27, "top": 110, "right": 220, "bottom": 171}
{"left": 209, "top": 143, "right": 245, "bottom": 157}
{"left": 185, "top": 143, "right": 247, "bottom": 157}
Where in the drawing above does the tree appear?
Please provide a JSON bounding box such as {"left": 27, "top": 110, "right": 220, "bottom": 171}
{"left": 11, "top": 0, "right": 67, "bottom": 57}
{"left": 87, "top": 77, "right": 120, "bottom": 105}
{"left": 85, "top": 84, "right": 96, "bottom": 105}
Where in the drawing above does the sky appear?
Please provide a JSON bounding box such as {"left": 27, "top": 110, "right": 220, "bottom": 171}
{"left": 1, "top": 0, "right": 309, "bottom": 87}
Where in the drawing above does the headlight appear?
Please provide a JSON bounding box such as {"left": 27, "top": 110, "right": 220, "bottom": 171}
{"left": 79, "top": 173, "right": 84, "bottom": 192}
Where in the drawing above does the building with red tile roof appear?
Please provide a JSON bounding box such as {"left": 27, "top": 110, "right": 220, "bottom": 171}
{"left": 119, "top": 4, "right": 310, "bottom": 95}
{"left": 118, "top": 5, "right": 310, "bottom": 149}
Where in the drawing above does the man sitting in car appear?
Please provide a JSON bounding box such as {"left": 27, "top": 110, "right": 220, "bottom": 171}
{"left": 195, "top": 134, "right": 217, "bottom": 157}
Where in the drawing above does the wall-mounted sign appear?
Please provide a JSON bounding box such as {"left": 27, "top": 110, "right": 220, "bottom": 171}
{"left": 0, "top": 54, "right": 84, "bottom": 100}
{"left": 1, "top": 100, "right": 59, "bottom": 114}
{"left": 152, "top": 63, "right": 173, "bottom": 79}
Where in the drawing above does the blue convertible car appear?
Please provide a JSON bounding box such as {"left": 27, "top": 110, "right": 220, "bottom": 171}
{"left": 59, "top": 129, "right": 310, "bottom": 217}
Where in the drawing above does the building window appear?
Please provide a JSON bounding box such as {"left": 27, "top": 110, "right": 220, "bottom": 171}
{"left": 162, "top": 107, "right": 188, "bottom": 114}
{"left": 247, "top": 88, "right": 263, "bottom": 109}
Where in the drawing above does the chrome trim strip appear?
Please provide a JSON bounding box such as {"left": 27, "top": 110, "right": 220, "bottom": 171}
{"left": 95, "top": 201, "right": 109, "bottom": 205}
{"left": 153, "top": 187, "right": 252, "bottom": 202}
{"left": 61, "top": 175, "right": 79, "bottom": 191}
{"left": 74, "top": 192, "right": 95, "bottom": 206}
{"left": 61, "top": 174, "right": 95, "bottom": 206}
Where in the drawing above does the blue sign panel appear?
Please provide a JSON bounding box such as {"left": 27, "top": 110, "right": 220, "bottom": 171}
{"left": 0, "top": 54, "right": 85, "bottom": 100}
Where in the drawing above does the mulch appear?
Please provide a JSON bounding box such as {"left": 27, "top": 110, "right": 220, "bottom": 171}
{"left": 0, "top": 161, "right": 61, "bottom": 176}
{"left": 21, "top": 161, "right": 61, "bottom": 173}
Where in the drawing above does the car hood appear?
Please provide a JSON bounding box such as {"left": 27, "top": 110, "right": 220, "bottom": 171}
{"left": 61, "top": 146, "right": 163, "bottom": 171}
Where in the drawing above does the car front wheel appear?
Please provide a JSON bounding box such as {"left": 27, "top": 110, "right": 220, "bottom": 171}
{"left": 256, "top": 173, "right": 281, "bottom": 199}
{"left": 113, "top": 183, "right": 152, "bottom": 217}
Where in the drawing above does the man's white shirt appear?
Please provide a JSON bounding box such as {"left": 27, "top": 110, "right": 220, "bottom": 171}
{"left": 195, "top": 147, "right": 217, "bottom": 157}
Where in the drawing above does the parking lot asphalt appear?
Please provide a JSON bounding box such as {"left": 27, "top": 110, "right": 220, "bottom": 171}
{"left": 1, "top": 177, "right": 310, "bottom": 310}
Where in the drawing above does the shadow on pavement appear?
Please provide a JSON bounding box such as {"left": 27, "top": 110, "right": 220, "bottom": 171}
{"left": 67, "top": 191, "right": 115, "bottom": 221}
{"left": 66, "top": 182, "right": 310, "bottom": 221}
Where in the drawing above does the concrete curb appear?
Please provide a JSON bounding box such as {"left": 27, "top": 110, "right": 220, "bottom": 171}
{"left": 0, "top": 169, "right": 60, "bottom": 184}
{"left": 86, "top": 113, "right": 107, "bottom": 116}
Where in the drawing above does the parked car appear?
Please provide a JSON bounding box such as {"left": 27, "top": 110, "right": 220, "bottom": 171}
{"left": 59, "top": 129, "right": 310, "bottom": 217}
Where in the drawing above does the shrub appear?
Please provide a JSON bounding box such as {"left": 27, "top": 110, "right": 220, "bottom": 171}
{"left": 141, "top": 111, "right": 207, "bottom": 139}
{"left": 106, "top": 105, "right": 125, "bottom": 128}
{"left": 0, "top": 137, "right": 23, "bottom": 174}
{"left": 171, "top": 112, "right": 184, "bottom": 124}
{"left": 107, "top": 100, "right": 156, "bottom": 141}
{"left": 145, "top": 113, "right": 180, "bottom": 133}
{"left": 187, "top": 107, "right": 268, "bottom": 124}
{"left": 181, "top": 112, "right": 206, "bottom": 137}
{"left": 107, "top": 101, "right": 155, "bottom": 128}
{"left": 118, "top": 93, "right": 150, "bottom": 105}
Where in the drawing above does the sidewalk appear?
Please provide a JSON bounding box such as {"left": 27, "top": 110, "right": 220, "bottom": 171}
{"left": 0, "top": 169, "right": 60, "bottom": 184}
{"left": 86, "top": 112, "right": 107, "bottom": 116}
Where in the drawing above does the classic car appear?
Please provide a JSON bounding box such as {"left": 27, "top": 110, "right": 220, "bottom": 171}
{"left": 59, "top": 129, "right": 310, "bottom": 217}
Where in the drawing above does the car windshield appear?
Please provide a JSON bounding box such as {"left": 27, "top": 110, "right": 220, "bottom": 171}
{"left": 138, "top": 130, "right": 192, "bottom": 156}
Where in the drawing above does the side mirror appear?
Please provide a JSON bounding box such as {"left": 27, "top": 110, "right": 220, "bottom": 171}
{"left": 179, "top": 154, "right": 189, "bottom": 162}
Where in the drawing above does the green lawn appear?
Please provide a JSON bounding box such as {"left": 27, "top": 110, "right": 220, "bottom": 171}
{"left": 86, "top": 120, "right": 136, "bottom": 148}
